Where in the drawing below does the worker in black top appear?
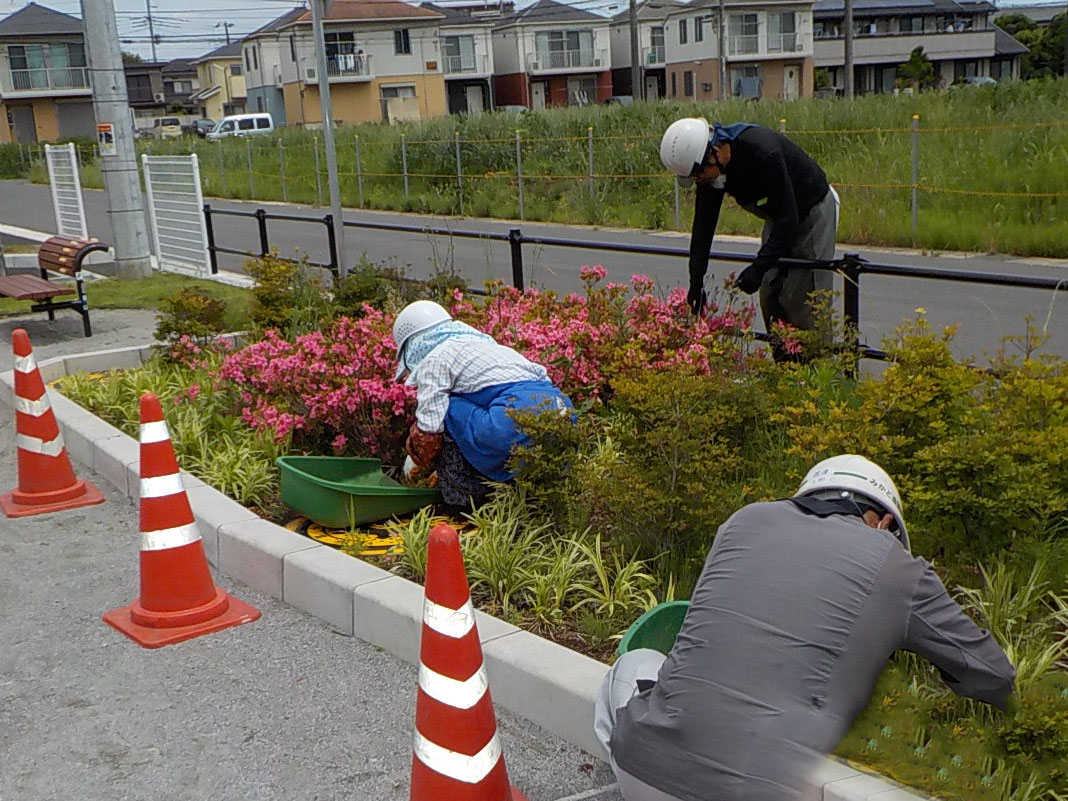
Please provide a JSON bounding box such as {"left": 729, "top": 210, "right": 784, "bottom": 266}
{"left": 659, "top": 118, "right": 840, "bottom": 361}
{"left": 593, "top": 454, "right": 1015, "bottom": 801}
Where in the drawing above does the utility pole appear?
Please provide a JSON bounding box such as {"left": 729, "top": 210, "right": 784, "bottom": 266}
{"left": 215, "top": 21, "right": 234, "bottom": 45}
{"left": 718, "top": 0, "right": 727, "bottom": 100}
{"left": 629, "top": 0, "right": 641, "bottom": 99}
{"left": 81, "top": 0, "right": 153, "bottom": 279}
{"left": 144, "top": 0, "right": 157, "bottom": 61}
{"left": 844, "top": 0, "right": 854, "bottom": 97}
{"left": 310, "top": 0, "right": 347, "bottom": 276}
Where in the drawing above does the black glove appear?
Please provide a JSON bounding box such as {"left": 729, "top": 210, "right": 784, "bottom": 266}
{"left": 686, "top": 281, "right": 707, "bottom": 315}
{"left": 734, "top": 262, "right": 768, "bottom": 295}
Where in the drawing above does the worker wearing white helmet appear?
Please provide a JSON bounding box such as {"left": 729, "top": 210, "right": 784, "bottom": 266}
{"left": 392, "top": 300, "right": 573, "bottom": 507}
{"left": 595, "top": 453, "right": 1014, "bottom": 801}
{"left": 660, "top": 118, "right": 840, "bottom": 361}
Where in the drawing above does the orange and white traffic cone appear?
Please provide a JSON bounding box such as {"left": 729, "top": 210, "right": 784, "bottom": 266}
{"left": 410, "top": 524, "right": 529, "bottom": 801}
{"left": 0, "top": 328, "right": 104, "bottom": 518}
{"left": 102, "top": 392, "right": 261, "bottom": 648}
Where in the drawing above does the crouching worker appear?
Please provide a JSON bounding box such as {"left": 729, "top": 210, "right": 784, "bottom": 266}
{"left": 594, "top": 454, "right": 1015, "bottom": 801}
{"left": 393, "top": 300, "right": 574, "bottom": 509}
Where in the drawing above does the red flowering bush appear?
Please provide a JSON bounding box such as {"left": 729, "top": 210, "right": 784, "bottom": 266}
{"left": 213, "top": 269, "right": 760, "bottom": 466}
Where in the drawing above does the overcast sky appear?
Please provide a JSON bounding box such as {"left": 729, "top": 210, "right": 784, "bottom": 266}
{"left": 0, "top": 0, "right": 1058, "bottom": 63}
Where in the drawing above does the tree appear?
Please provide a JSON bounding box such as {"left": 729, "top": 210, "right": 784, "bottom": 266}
{"left": 121, "top": 51, "right": 144, "bottom": 64}
{"left": 993, "top": 12, "right": 1036, "bottom": 37}
{"left": 897, "top": 46, "right": 935, "bottom": 89}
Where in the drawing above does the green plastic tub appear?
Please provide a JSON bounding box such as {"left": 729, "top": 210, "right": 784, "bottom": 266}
{"left": 616, "top": 600, "right": 691, "bottom": 658}
{"left": 276, "top": 455, "right": 441, "bottom": 528}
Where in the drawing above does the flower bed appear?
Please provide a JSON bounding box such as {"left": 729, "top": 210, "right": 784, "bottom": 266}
{"left": 56, "top": 263, "right": 1068, "bottom": 801}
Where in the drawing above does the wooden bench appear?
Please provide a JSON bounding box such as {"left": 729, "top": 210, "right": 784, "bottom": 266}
{"left": 0, "top": 235, "right": 108, "bottom": 337}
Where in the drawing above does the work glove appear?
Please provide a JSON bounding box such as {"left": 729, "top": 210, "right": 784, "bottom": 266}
{"left": 734, "top": 262, "right": 768, "bottom": 295}
{"left": 406, "top": 423, "right": 443, "bottom": 469}
{"left": 686, "top": 281, "right": 707, "bottom": 316}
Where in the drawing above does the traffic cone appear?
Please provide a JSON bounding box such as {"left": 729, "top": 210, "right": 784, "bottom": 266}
{"left": 102, "top": 392, "right": 261, "bottom": 648}
{"left": 410, "top": 524, "right": 529, "bottom": 801}
{"left": 1, "top": 328, "right": 104, "bottom": 517}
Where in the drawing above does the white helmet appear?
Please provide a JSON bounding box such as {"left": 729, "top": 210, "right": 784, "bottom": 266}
{"left": 795, "top": 454, "right": 909, "bottom": 550}
{"left": 392, "top": 300, "right": 451, "bottom": 379}
{"left": 660, "top": 117, "right": 710, "bottom": 187}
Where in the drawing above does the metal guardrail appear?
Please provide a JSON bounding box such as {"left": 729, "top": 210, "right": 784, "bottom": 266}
{"left": 202, "top": 204, "right": 1068, "bottom": 362}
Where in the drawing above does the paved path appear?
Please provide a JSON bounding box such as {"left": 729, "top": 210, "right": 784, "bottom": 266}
{"left": 2, "top": 178, "right": 1066, "bottom": 360}
{"left": 0, "top": 315, "right": 621, "bottom": 801}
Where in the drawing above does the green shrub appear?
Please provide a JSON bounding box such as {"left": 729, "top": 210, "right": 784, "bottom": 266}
{"left": 154, "top": 287, "right": 228, "bottom": 347}
{"left": 244, "top": 250, "right": 333, "bottom": 337}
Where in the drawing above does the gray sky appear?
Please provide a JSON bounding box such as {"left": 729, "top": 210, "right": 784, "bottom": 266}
{"left": 0, "top": 0, "right": 1058, "bottom": 63}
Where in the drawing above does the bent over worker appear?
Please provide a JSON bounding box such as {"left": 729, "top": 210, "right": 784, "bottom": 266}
{"left": 393, "top": 300, "right": 573, "bottom": 508}
{"left": 595, "top": 454, "right": 1015, "bottom": 801}
{"left": 660, "top": 118, "right": 840, "bottom": 361}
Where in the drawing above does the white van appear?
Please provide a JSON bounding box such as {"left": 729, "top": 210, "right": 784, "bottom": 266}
{"left": 206, "top": 113, "right": 274, "bottom": 140}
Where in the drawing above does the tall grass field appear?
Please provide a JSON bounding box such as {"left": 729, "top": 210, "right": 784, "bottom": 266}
{"left": 16, "top": 78, "right": 1068, "bottom": 257}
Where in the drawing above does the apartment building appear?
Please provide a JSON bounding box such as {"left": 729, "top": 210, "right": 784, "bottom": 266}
{"left": 663, "top": 0, "right": 817, "bottom": 102}
{"left": 422, "top": 2, "right": 497, "bottom": 114}
{"left": 0, "top": 2, "right": 93, "bottom": 144}
{"left": 609, "top": 0, "right": 689, "bottom": 99}
{"left": 124, "top": 61, "right": 168, "bottom": 123}
{"left": 492, "top": 0, "right": 613, "bottom": 108}
{"left": 813, "top": 0, "right": 1027, "bottom": 92}
{"left": 273, "top": 0, "right": 447, "bottom": 126}
{"left": 242, "top": 6, "right": 306, "bottom": 125}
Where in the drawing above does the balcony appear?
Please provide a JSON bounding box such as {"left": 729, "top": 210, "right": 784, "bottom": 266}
{"left": 1, "top": 65, "right": 90, "bottom": 97}
{"left": 444, "top": 52, "right": 490, "bottom": 75}
{"left": 813, "top": 28, "right": 994, "bottom": 66}
{"left": 728, "top": 35, "right": 760, "bottom": 56}
{"left": 526, "top": 48, "right": 608, "bottom": 73}
{"left": 767, "top": 32, "right": 802, "bottom": 54}
{"left": 303, "top": 54, "right": 375, "bottom": 84}
{"left": 643, "top": 45, "right": 666, "bottom": 66}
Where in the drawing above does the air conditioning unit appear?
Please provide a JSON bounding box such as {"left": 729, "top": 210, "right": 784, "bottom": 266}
{"left": 795, "top": 42, "right": 804, "bottom": 51}
{"left": 153, "top": 92, "right": 165, "bottom": 102}
{"left": 274, "top": 70, "right": 283, "bottom": 87}
{"left": 530, "top": 61, "right": 540, "bottom": 71}
{"left": 306, "top": 67, "right": 317, "bottom": 79}
{"left": 594, "top": 58, "right": 602, "bottom": 67}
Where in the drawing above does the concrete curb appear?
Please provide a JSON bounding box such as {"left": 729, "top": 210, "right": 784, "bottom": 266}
{"left": 0, "top": 345, "right": 933, "bottom": 801}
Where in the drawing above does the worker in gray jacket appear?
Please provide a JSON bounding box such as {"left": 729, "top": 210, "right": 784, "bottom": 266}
{"left": 594, "top": 454, "right": 1015, "bottom": 801}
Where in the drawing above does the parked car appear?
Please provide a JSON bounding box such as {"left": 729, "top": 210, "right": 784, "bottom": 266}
{"left": 151, "top": 116, "right": 183, "bottom": 140}
{"left": 184, "top": 118, "right": 216, "bottom": 138}
{"left": 604, "top": 95, "right": 635, "bottom": 106}
{"left": 952, "top": 76, "right": 997, "bottom": 88}
{"left": 205, "top": 113, "right": 275, "bottom": 140}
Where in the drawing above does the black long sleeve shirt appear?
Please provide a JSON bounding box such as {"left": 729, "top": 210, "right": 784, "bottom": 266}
{"left": 689, "top": 125, "right": 830, "bottom": 283}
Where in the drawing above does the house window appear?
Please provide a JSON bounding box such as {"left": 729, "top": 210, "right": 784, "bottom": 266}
{"left": 679, "top": 19, "right": 688, "bottom": 45}
{"left": 670, "top": 71, "right": 677, "bottom": 96}
{"left": 567, "top": 75, "right": 596, "bottom": 105}
{"left": 694, "top": 16, "right": 703, "bottom": 42}
{"left": 728, "top": 13, "right": 759, "bottom": 55}
{"left": 325, "top": 32, "right": 356, "bottom": 57}
{"left": 953, "top": 60, "right": 979, "bottom": 80}
{"left": 256, "top": 96, "right": 265, "bottom": 112}
{"left": 768, "top": 11, "right": 796, "bottom": 52}
{"left": 245, "top": 49, "right": 252, "bottom": 72}
{"left": 899, "top": 16, "right": 923, "bottom": 33}
{"left": 443, "top": 35, "right": 476, "bottom": 73}
{"left": 394, "top": 28, "right": 411, "bottom": 54}
{"left": 290, "top": 34, "right": 297, "bottom": 62}
{"left": 125, "top": 73, "right": 153, "bottom": 103}
{"left": 230, "top": 63, "right": 243, "bottom": 76}
{"left": 683, "top": 70, "right": 694, "bottom": 96}
{"left": 731, "top": 64, "right": 760, "bottom": 98}
{"left": 380, "top": 83, "right": 416, "bottom": 120}
{"left": 252, "top": 46, "right": 259, "bottom": 71}
{"left": 534, "top": 30, "right": 595, "bottom": 68}
{"left": 649, "top": 26, "right": 665, "bottom": 63}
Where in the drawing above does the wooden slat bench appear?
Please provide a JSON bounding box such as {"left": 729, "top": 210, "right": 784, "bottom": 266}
{"left": 0, "top": 235, "right": 108, "bottom": 337}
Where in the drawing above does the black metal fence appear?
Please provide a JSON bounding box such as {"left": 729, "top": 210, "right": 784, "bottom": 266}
{"left": 202, "top": 203, "right": 1067, "bottom": 362}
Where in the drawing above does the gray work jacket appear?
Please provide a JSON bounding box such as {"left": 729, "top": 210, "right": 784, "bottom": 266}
{"left": 610, "top": 500, "right": 1015, "bottom": 801}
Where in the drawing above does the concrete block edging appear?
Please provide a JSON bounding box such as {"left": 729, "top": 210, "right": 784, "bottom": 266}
{"left": 0, "top": 343, "right": 928, "bottom": 801}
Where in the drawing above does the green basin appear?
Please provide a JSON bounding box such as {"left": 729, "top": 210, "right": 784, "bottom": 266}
{"left": 276, "top": 455, "right": 441, "bottom": 528}
{"left": 616, "top": 600, "right": 691, "bottom": 658}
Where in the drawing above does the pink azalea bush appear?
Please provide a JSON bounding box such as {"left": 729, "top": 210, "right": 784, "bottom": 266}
{"left": 213, "top": 269, "right": 760, "bottom": 465}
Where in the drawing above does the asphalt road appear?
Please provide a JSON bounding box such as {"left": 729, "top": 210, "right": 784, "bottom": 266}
{"left": 0, "top": 312, "right": 621, "bottom": 801}
{"left": 1, "top": 179, "right": 1065, "bottom": 360}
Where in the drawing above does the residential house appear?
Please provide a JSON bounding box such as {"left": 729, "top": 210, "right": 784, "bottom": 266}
{"left": 663, "top": 0, "right": 817, "bottom": 102}
{"left": 813, "top": 0, "right": 1027, "bottom": 93}
{"left": 421, "top": 2, "right": 497, "bottom": 114}
{"left": 0, "top": 2, "right": 94, "bottom": 144}
{"left": 608, "top": 0, "right": 688, "bottom": 99}
{"left": 190, "top": 42, "right": 247, "bottom": 121}
{"left": 161, "top": 58, "right": 201, "bottom": 116}
{"left": 492, "top": 0, "right": 613, "bottom": 108}
{"left": 124, "top": 60, "right": 168, "bottom": 124}
{"left": 241, "top": 6, "right": 305, "bottom": 125}
{"left": 275, "top": 0, "right": 448, "bottom": 126}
